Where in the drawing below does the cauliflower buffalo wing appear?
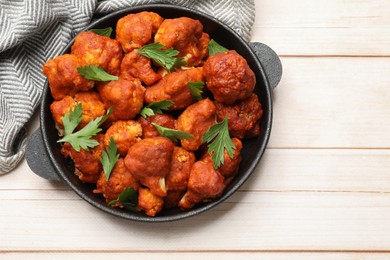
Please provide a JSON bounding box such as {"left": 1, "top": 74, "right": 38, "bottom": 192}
{"left": 215, "top": 93, "right": 263, "bottom": 138}
{"left": 176, "top": 98, "right": 217, "bottom": 151}
{"left": 217, "top": 138, "right": 243, "bottom": 181}
{"left": 97, "top": 78, "right": 145, "bottom": 121}
{"left": 178, "top": 159, "right": 226, "bottom": 210}
{"left": 164, "top": 147, "right": 195, "bottom": 208}
{"left": 50, "top": 96, "right": 75, "bottom": 129}
{"left": 137, "top": 187, "right": 164, "bottom": 217}
{"left": 50, "top": 91, "right": 106, "bottom": 130}
{"left": 42, "top": 54, "right": 94, "bottom": 100}
{"left": 177, "top": 138, "right": 242, "bottom": 210}
{"left": 121, "top": 50, "right": 161, "bottom": 85}
{"left": 144, "top": 67, "right": 203, "bottom": 110}
{"left": 116, "top": 11, "right": 164, "bottom": 53}
{"left": 104, "top": 120, "right": 143, "bottom": 156}
{"left": 203, "top": 137, "right": 243, "bottom": 183}
{"left": 154, "top": 17, "right": 209, "bottom": 66}
{"left": 71, "top": 31, "right": 122, "bottom": 76}
{"left": 61, "top": 134, "right": 105, "bottom": 183}
{"left": 124, "top": 137, "right": 174, "bottom": 197}
{"left": 94, "top": 158, "right": 140, "bottom": 204}
{"left": 203, "top": 50, "right": 256, "bottom": 104}
{"left": 137, "top": 114, "right": 176, "bottom": 139}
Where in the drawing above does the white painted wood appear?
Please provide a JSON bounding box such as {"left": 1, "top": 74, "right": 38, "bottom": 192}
{"left": 2, "top": 253, "right": 390, "bottom": 260}
{"left": 255, "top": 149, "right": 390, "bottom": 192}
{"left": 252, "top": 0, "right": 390, "bottom": 55}
{"left": 269, "top": 57, "right": 390, "bottom": 148}
{"left": 2, "top": 191, "right": 390, "bottom": 250}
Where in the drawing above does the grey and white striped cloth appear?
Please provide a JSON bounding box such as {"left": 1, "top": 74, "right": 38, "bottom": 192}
{"left": 0, "top": 0, "right": 255, "bottom": 175}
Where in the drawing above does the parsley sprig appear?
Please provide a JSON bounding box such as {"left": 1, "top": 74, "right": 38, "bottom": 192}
{"left": 136, "top": 42, "right": 186, "bottom": 72}
{"left": 208, "top": 39, "right": 228, "bottom": 56}
{"left": 202, "top": 117, "right": 236, "bottom": 168}
{"left": 58, "top": 104, "right": 113, "bottom": 152}
{"left": 152, "top": 123, "right": 194, "bottom": 142}
{"left": 188, "top": 81, "right": 204, "bottom": 101}
{"left": 77, "top": 65, "right": 118, "bottom": 81}
{"left": 140, "top": 100, "right": 174, "bottom": 118}
{"left": 89, "top": 27, "right": 113, "bottom": 37}
{"left": 108, "top": 187, "right": 138, "bottom": 212}
{"left": 100, "top": 138, "right": 120, "bottom": 181}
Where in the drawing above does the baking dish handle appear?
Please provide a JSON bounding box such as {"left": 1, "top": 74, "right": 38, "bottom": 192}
{"left": 26, "top": 128, "right": 62, "bottom": 181}
{"left": 249, "top": 42, "right": 282, "bottom": 90}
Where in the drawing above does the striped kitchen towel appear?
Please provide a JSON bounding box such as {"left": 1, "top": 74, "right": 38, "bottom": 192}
{"left": 0, "top": 0, "right": 255, "bottom": 174}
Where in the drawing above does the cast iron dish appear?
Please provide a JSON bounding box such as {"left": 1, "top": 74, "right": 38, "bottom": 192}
{"left": 26, "top": 4, "right": 282, "bottom": 222}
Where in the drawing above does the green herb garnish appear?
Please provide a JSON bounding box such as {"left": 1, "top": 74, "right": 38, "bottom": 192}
{"left": 58, "top": 104, "right": 113, "bottom": 152}
{"left": 152, "top": 123, "right": 194, "bottom": 142}
{"left": 100, "top": 138, "right": 120, "bottom": 181}
{"left": 136, "top": 42, "right": 186, "bottom": 72}
{"left": 188, "top": 81, "right": 204, "bottom": 101}
{"left": 208, "top": 39, "right": 228, "bottom": 56}
{"left": 62, "top": 103, "right": 83, "bottom": 137}
{"left": 108, "top": 187, "right": 138, "bottom": 212}
{"left": 77, "top": 65, "right": 118, "bottom": 81}
{"left": 140, "top": 100, "right": 174, "bottom": 118}
{"left": 202, "top": 117, "right": 236, "bottom": 168}
{"left": 89, "top": 27, "right": 113, "bottom": 37}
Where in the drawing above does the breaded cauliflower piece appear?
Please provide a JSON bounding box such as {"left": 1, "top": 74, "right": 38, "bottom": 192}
{"left": 176, "top": 98, "right": 216, "bottom": 151}
{"left": 61, "top": 134, "right": 105, "bottom": 183}
{"left": 164, "top": 147, "right": 195, "bottom": 208}
{"left": 42, "top": 54, "right": 94, "bottom": 100}
{"left": 203, "top": 50, "right": 256, "bottom": 104}
{"left": 116, "top": 11, "right": 164, "bottom": 53}
{"left": 144, "top": 67, "right": 203, "bottom": 110}
{"left": 93, "top": 158, "right": 140, "bottom": 204}
{"left": 121, "top": 50, "right": 161, "bottom": 85}
{"left": 215, "top": 93, "right": 263, "bottom": 138}
{"left": 97, "top": 78, "right": 145, "bottom": 121}
{"left": 137, "top": 114, "right": 176, "bottom": 139}
{"left": 178, "top": 159, "right": 225, "bottom": 210}
{"left": 154, "top": 17, "right": 209, "bottom": 66}
{"left": 124, "top": 137, "right": 174, "bottom": 197}
{"left": 202, "top": 137, "right": 243, "bottom": 183}
{"left": 71, "top": 31, "right": 123, "bottom": 75}
{"left": 137, "top": 187, "right": 164, "bottom": 217}
{"left": 104, "top": 120, "right": 143, "bottom": 156}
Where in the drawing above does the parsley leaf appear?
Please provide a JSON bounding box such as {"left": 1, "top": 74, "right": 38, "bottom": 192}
{"left": 208, "top": 39, "right": 228, "bottom": 56}
{"left": 140, "top": 100, "right": 174, "bottom": 118}
{"left": 202, "top": 117, "right": 236, "bottom": 168}
{"left": 89, "top": 27, "right": 113, "bottom": 37}
{"left": 58, "top": 106, "right": 113, "bottom": 152}
{"left": 108, "top": 187, "right": 138, "bottom": 212}
{"left": 77, "top": 65, "right": 118, "bottom": 81}
{"left": 100, "top": 138, "right": 120, "bottom": 181}
{"left": 152, "top": 123, "right": 194, "bottom": 142}
{"left": 62, "top": 103, "right": 83, "bottom": 137}
{"left": 136, "top": 42, "right": 186, "bottom": 72}
{"left": 188, "top": 81, "right": 204, "bottom": 101}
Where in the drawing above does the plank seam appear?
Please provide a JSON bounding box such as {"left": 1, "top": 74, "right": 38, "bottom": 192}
{"left": 2, "top": 249, "right": 390, "bottom": 254}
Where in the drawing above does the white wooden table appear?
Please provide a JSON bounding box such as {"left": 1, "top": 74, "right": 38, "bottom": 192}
{"left": 2, "top": 0, "right": 390, "bottom": 259}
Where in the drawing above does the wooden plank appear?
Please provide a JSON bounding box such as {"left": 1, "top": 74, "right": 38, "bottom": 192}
{"left": 269, "top": 57, "right": 390, "bottom": 148}
{"left": 2, "top": 252, "right": 390, "bottom": 260}
{"left": 2, "top": 191, "right": 390, "bottom": 251}
{"left": 254, "top": 149, "right": 390, "bottom": 192}
{"left": 252, "top": 0, "right": 390, "bottom": 56}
